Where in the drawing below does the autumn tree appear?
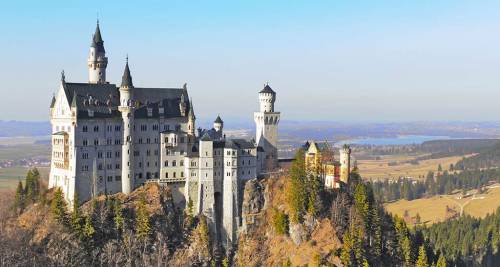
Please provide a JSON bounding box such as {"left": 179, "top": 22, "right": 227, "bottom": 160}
{"left": 415, "top": 245, "right": 429, "bottom": 267}
{"left": 135, "top": 194, "right": 151, "bottom": 239}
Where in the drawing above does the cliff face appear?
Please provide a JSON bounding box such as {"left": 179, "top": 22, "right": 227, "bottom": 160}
{"left": 1, "top": 183, "right": 215, "bottom": 267}
{"left": 236, "top": 177, "right": 342, "bottom": 267}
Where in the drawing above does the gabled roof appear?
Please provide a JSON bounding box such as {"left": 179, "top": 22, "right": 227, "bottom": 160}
{"left": 201, "top": 133, "right": 212, "bottom": 141}
{"left": 259, "top": 84, "right": 275, "bottom": 94}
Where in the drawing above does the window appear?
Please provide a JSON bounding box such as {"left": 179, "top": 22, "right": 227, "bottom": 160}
{"left": 115, "top": 151, "right": 120, "bottom": 157}
{"left": 107, "top": 125, "right": 112, "bottom": 132}
{"left": 94, "top": 126, "right": 99, "bottom": 132}
{"left": 94, "top": 139, "right": 99, "bottom": 146}
{"left": 172, "top": 160, "right": 176, "bottom": 167}
{"left": 115, "top": 125, "right": 121, "bottom": 131}
{"left": 147, "top": 138, "right": 150, "bottom": 144}
{"left": 83, "top": 139, "right": 88, "bottom": 146}
{"left": 107, "top": 176, "right": 112, "bottom": 182}
{"left": 82, "top": 153, "right": 88, "bottom": 159}
{"left": 98, "top": 152, "right": 103, "bottom": 158}
{"left": 115, "top": 164, "right": 120, "bottom": 169}
{"left": 115, "top": 175, "right": 121, "bottom": 181}
{"left": 146, "top": 150, "right": 151, "bottom": 156}
{"left": 173, "top": 172, "right": 176, "bottom": 178}
{"left": 180, "top": 160, "right": 184, "bottom": 166}
{"left": 98, "top": 163, "right": 103, "bottom": 170}
{"left": 181, "top": 171, "right": 184, "bottom": 177}
{"left": 164, "top": 161, "right": 168, "bottom": 167}
{"left": 165, "top": 172, "right": 169, "bottom": 178}
{"left": 82, "top": 125, "right": 88, "bottom": 132}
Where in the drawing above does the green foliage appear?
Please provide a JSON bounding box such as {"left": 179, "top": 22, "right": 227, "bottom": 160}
{"left": 221, "top": 257, "right": 229, "bottom": 267}
{"left": 310, "top": 251, "right": 321, "bottom": 267}
{"left": 272, "top": 208, "right": 289, "bottom": 235}
{"left": 112, "top": 198, "right": 124, "bottom": 233}
{"left": 83, "top": 216, "right": 95, "bottom": 238}
{"left": 422, "top": 208, "right": 500, "bottom": 266}
{"left": 135, "top": 194, "right": 151, "bottom": 239}
{"left": 416, "top": 245, "right": 429, "bottom": 267}
{"left": 187, "top": 197, "right": 194, "bottom": 216}
{"left": 50, "top": 187, "right": 67, "bottom": 224}
{"left": 286, "top": 149, "right": 307, "bottom": 223}
{"left": 13, "top": 180, "right": 25, "bottom": 212}
{"left": 70, "top": 192, "right": 83, "bottom": 237}
{"left": 435, "top": 254, "right": 446, "bottom": 267}
{"left": 24, "top": 168, "right": 40, "bottom": 203}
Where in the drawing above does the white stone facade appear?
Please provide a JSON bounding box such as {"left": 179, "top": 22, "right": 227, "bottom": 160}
{"left": 48, "top": 22, "right": 280, "bottom": 249}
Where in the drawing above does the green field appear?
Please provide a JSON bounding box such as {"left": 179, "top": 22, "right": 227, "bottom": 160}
{"left": 0, "top": 143, "right": 50, "bottom": 161}
{"left": 0, "top": 166, "right": 49, "bottom": 189}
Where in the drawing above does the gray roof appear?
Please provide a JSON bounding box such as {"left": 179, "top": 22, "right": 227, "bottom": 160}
{"left": 121, "top": 61, "right": 133, "bottom": 88}
{"left": 212, "top": 139, "right": 256, "bottom": 150}
{"left": 50, "top": 96, "right": 56, "bottom": 108}
{"left": 59, "top": 82, "right": 188, "bottom": 119}
{"left": 201, "top": 133, "right": 212, "bottom": 141}
{"left": 91, "top": 22, "right": 105, "bottom": 53}
{"left": 52, "top": 131, "right": 67, "bottom": 136}
{"left": 259, "top": 84, "right": 275, "bottom": 94}
{"left": 214, "top": 115, "right": 223, "bottom": 124}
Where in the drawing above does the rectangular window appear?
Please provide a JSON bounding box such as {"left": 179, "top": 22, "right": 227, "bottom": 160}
{"left": 115, "top": 175, "right": 121, "bottom": 181}
{"left": 82, "top": 126, "right": 88, "bottom": 132}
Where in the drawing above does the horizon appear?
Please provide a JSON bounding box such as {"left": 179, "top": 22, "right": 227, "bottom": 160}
{"left": 1, "top": 1, "right": 500, "bottom": 121}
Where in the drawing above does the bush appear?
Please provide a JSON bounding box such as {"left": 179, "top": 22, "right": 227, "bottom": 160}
{"left": 272, "top": 208, "right": 289, "bottom": 235}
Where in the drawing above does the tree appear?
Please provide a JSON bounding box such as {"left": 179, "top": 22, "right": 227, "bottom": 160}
{"left": 113, "top": 198, "right": 124, "bottom": 233}
{"left": 83, "top": 216, "right": 95, "bottom": 238}
{"left": 70, "top": 192, "right": 83, "bottom": 236}
{"left": 272, "top": 208, "right": 289, "bottom": 235}
{"left": 13, "top": 181, "right": 25, "bottom": 212}
{"left": 286, "top": 149, "right": 307, "bottom": 223}
{"left": 416, "top": 245, "right": 429, "bottom": 267}
{"left": 135, "top": 194, "right": 151, "bottom": 239}
{"left": 435, "top": 254, "right": 446, "bottom": 267}
{"left": 51, "top": 188, "right": 67, "bottom": 224}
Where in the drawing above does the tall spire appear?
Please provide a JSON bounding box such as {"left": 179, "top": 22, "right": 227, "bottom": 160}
{"left": 92, "top": 20, "right": 105, "bottom": 52}
{"left": 188, "top": 98, "right": 195, "bottom": 119}
{"left": 121, "top": 56, "right": 133, "bottom": 88}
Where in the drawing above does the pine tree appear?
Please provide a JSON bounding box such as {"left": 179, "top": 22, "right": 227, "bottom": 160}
{"left": 51, "top": 187, "right": 67, "bottom": 224}
{"left": 24, "top": 169, "right": 34, "bottom": 202}
{"left": 135, "top": 194, "right": 151, "bottom": 239}
{"left": 70, "top": 192, "right": 83, "bottom": 236}
{"left": 286, "top": 149, "right": 307, "bottom": 223}
{"left": 435, "top": 254, "right": 446, "bottom": 267}
{"left": 13, "top": 180, "right": 25, "bottom": 212}
{"left": 113, "top": 198, "right": 124, "bottom": 233}
{"left": 83, "top": 216, "right": 95, "bottom": 238}
{"left": 416, "top": 245, "right": 429, "bottom": 267}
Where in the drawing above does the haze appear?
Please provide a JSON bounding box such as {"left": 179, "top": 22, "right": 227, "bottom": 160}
{"left": 1, "top": 1, "right": 499, "bottom": 122}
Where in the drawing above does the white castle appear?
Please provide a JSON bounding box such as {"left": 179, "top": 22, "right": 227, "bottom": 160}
{"left": 48, "top": 22, "right": 280, "bottom": 248}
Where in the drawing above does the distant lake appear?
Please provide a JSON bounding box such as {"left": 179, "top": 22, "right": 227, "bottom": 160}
{"left": 339, "top": 135, "right": 453, "bottom": 145}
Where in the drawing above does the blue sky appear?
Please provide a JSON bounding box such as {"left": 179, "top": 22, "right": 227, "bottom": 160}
{"left": 1, "top": 1, "right": 499, "bottom": 122}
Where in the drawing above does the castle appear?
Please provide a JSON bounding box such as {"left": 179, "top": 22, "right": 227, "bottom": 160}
{"left": 303, "top": 141, "right": 351, "bottom": 188}
{"left": 48, "top": 22, "right": 280, "bottom": 248}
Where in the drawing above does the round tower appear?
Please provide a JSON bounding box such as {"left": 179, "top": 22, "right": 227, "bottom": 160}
{"left": 339, "top": 144, "right": 351, "bottom": 184}
{"left": 259, "top": 83, "right": 276, "bottom": 112}
{"left": 118, "top": 58, "right": 134, "bottom": 194}
{"left": 88, "top": 20, "right": 108, "bottom": 84}
{"left": 214, "top": 115, "right": 223, "bottom": 132}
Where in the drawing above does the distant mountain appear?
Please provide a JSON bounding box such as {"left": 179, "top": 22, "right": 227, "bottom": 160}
{"left": 0, "top": 121, "right": 50, "bottom": 137}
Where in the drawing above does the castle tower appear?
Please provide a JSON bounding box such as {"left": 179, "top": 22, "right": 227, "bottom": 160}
{"left": 340, "top": 144, "right": 351, "bottom": 184}
{"left": 254, "top": 83, "right": 280, "bottom": 171}
{"left": 187, "top": 98, "right": 196, "bottom": 136}
{"left": 118, "top": 58, "right": 135, "bottom": 194}
{"left": 87, "top": 20, "right": 108, "bottom": 84}
{"left": 214, "top": 115, "right": 223, "bottom": 133}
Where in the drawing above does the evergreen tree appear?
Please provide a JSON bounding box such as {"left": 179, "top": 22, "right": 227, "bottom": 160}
{"left": 113, "top": 198, "right": 124, "bottom": 233}
{"left": 416, "top": 245, "right": 429, "bottom": 267}
{"left": 70, "top": 192, "right": 83, "bottom": 236}
{"left": 13, "top": 180, "right": 25, "bottom": 212}
{"left": 24, "top": 169, "right": 34, "bottom": 201}
{"left": 286, "top": 149, "right": 307, "bottom": 223}
{"left": 83, "top": 216, "right": 95, "bottom": 238}
{"left": 51, "top": 187, "right": 67, "bottom": 224}
{"left": 135, "top": 194, "right": 151, "bottom": 239}
{"left": 435, "top": 254, "right": 446, "bottom": 267}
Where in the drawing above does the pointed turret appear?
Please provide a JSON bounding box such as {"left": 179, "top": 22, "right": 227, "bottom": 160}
{"left": 71, "top": 93, "right": 77, "bottom": 108}
{"left": 214, "top": 115, "right": 223, "bottom": 132}
{"left": 121, "top": 58, "right": 133, "bottom": 88}
{"left": 187, "top": 98, "right": 196, "bottom": 135}
{"left": 88, "top": 20, "right": 108, "bottom": 84}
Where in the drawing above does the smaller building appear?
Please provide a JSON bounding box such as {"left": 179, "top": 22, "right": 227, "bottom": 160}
{"left": 303, "top": 141, "right": 351, "bottom": 188}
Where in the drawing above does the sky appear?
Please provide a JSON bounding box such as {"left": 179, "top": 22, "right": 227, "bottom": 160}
{"left": 0, "top": 1, "right": 500, "bottom": 123}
